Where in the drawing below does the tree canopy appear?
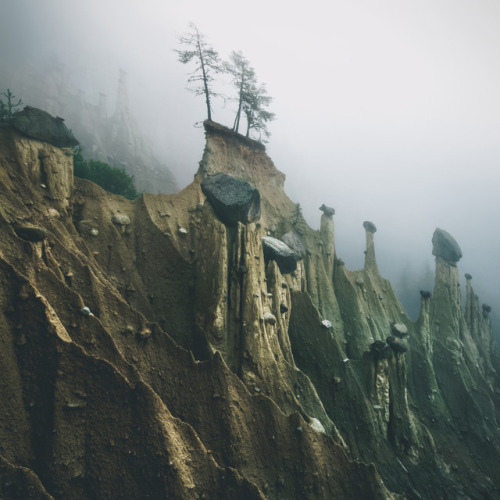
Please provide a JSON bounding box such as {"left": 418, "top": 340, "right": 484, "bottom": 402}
{"left": 0, "top": 89, "right": 23, "bottom": 121}
{"left": 176, "top": 26, "right": 275, "bottom": 143}
{"left": 175, "top": 23, "right": 222, "bottom": 122}
{"left": 73, "top": 147, "right": 139, "bottom": 200}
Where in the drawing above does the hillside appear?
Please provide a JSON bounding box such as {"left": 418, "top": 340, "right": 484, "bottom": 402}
{"left": 0, "top": 117, "right": 498, "bottom": 499}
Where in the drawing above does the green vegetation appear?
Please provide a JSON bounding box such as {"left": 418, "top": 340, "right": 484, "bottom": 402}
{"left": 73, "top": 147, "right": 139, "bottom": 200}
{"left": 291, "top": 203, "right": 307, "bottom": 234}
{"left": 175, "top": 22, "right": 222, "bottom": 122}
{"left": 0, "top": 89, "right": 23, "bottom": 121}
{"left": 176, "top": 25, "right": 275, "bottom": 142}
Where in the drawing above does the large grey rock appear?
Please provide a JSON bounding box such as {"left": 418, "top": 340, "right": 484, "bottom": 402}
{"left": 363, "top": 221, "right": 377, "bottom": 233}
{"left": 432, "top": 228, "right": 462, "bottom": 263}
{"left": 319, "top": 204, "right": 335, "bottom": 217}
{"left": 201, "top": 173, "right": 260, "bottom": 227}
{"left": 262, "top": 236, "right": 297, "bottom": 274}
{"left": 10, "top": 107, "right": 79, "bottom": 147}
{"left": 281, "top": 231, "right": 306, "bottom": 260}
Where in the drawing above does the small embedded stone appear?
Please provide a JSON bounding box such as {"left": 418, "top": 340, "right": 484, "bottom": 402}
{"left": 112, "top": 214, "right": 131, "bottom": 226}
{"left": 138, "top": 328, "right": 152, "bottom": 340}
{"left": 391, "top": 323, "right": 408, "bottom": 337}
{"left": 309, "top": 418, "right": 326, "bottom": 433}
{"left": 80, "top": 307, "right": 94, "bottom": 317}
{"left": 280, "top": 304, "right": 289, "bottom": 314}
{"left": 263, "top": 312, "right": 276, "bottom": 325}
{"left": 122, "top": 325, "right": 134, "bottom": 335}
{"left": 14, "top": 225, "right": 48, "bottom": 242}
{"left": 386, "top": 335, "right": 408, "bottom": 353}
{"left": 321, "top": 320, "right": 332, "bottom": 329}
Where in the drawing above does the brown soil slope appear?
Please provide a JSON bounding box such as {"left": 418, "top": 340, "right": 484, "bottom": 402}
{"left": 0, "top": 120, "right": 499, "bottom": 499}
{"left": 0, "top": 125, "right": 394, "bottom": 498}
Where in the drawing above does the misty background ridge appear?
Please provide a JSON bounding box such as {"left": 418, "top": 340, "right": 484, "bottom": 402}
{"left": 1, "top": 0, "right": 498, "bottom": 342}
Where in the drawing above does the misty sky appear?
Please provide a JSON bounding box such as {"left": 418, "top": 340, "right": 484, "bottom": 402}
{"left": 1, "top": 0, "right": 500, "bottom": 329}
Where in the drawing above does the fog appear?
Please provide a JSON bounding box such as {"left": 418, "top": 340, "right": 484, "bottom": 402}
{"left": 1, "top": 0, "right": 499, "bottom": 338}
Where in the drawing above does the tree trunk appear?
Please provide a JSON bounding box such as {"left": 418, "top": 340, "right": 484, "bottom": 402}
{"left": 234, "top": 73, "right": 245, "bottom": 134}
{"left": 197, "top": 39, "right": 212, "bottom": 121}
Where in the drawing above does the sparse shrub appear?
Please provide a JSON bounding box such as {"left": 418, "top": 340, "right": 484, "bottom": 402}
{"left": 73, "top": 147, "right": 139, "bottom": 200}
{"left": 0, "top": 89, "right": 23, "bottom": 121}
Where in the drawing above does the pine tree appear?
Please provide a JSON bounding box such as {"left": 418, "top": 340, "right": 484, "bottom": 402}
{"left": 175, "top": 23, "right": 222, "bottom": 121}
{"left": 243, "top": 83, "right": 275, "bottom": 142}
{"left": 0, "top": 89, "right": 23, "bottom": 121}
{"left": 224, "top": 51, "right": 256, "bottom": 134}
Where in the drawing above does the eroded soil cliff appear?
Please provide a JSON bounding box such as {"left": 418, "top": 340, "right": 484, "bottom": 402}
{"left": 0, "top": 121, "right": 499, "bottom": 499}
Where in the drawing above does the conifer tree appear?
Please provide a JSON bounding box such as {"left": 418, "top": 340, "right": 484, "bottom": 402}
{"left": 0, "top": 89, "right": 23, "bottom": 121}
{"left": 224, "top": 51, "right": 256, "bottom": 134}
{"left": 243, "top": 83, "right": 275, "bottom": 141}
{"left": 175, "top": 23, "right": 221, "bottom": 121}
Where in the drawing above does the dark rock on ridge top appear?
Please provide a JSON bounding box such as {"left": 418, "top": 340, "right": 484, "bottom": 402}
{"left": 432, "top": 228, "right": 462, "bottom": 263}
{"left": 10, "top": 106, "right": 79, "bottom": 147}
{"left": 262, "top": 236, "right": 297, "bottom": 274}
{"left": 201, "top": 173, "right": 261, "bottom": 227}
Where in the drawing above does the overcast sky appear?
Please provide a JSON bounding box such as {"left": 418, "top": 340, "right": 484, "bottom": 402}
{"left": 1, "top": 0, "right": 500, "bottom": 330}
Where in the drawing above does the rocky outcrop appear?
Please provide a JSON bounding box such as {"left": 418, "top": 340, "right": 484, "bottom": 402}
{"left": 0, "top": 119, "right": 498, "bottom": 499}
{"left": 432, "top": 227, "right": 463, "bottom": 263}
{"left": 262, "top": 236, "right": 297, "bottom": 274}
{"left": 201, "top": 172, "right": 261, "bottom": 226}
{"left": 10, "top": 106, "right": 79, "bottom": 148}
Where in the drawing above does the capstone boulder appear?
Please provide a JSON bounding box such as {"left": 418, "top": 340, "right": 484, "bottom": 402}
{"left": 10, "top": 106, "right": 79, "bottom": 148}
{"left": 432, "top": 228, "right": 462, "bottom": 263}
{"left": 363, "top": 221, "right": 377, "bottom": 233}
{"left": 281, "top": 231, "right": 306, "bottom": 260}
{"left": 262, "top": 236, "right": 297, "bottom": 274}
{"left": 201, "top": 173, "right": 260, "bottom": 226}
{"left": 319, "top": 204, "right": 335, "bottom": 217}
